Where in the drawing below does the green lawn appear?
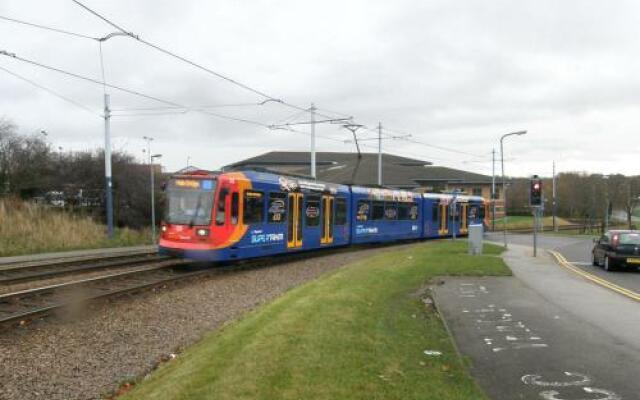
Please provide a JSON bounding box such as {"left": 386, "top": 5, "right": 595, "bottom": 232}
{"left": 121, "top": 241, "right": 510, "bottom": 400}
{"left": 492, "top": 215, "right": 572, "bottom": 230}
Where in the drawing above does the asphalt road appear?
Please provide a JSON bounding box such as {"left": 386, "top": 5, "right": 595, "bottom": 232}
{"left": 433, "top": 242, "right": 640, "bottom": 399}
{"left": 486, "top": 232, "right": 640, "bottom": 295}
{"left": 434, "top": 276, "right": 639, "bottom": 400}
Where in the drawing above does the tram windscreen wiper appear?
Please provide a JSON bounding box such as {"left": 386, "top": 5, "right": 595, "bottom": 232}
{"left": 188, "top": 193, "right": 203, "bottom": 228}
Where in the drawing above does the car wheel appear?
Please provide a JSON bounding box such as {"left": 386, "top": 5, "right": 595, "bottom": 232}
{"left": 604, "top": 256, "right": 615, "bottom": 272}
{"left": 591, "top": 252, "right": 598, "bottom": 266}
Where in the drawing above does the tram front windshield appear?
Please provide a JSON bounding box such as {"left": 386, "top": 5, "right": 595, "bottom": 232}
{"left": 165, "top": 179, "right": 216, "bottom": 226}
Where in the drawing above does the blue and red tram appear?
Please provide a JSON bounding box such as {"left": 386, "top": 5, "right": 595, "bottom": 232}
{"left": 159, "top": 170, "right": 487, "bottom": 261}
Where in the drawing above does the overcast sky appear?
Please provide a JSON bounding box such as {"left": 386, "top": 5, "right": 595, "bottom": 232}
{"left": 1, "top": 0, "right": 639, "bottom": 177}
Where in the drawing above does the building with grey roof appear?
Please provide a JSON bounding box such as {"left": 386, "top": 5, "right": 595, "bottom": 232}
{"left": 224, "top": 151, "right": 502, "bottom": 201}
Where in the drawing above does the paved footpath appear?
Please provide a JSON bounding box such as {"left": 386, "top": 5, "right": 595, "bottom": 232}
{"left": 433, "top": 244, "right": 640, "bottom": 400}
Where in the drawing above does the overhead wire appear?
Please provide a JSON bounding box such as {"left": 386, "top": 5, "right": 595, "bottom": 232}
{"left": 0, "top": 64, "right": 99, "bottom": 115}
{"left": 358, "top": 124, "right": 488, "bottom": 158}
{"left": 3, "top": 8, "right": 494, "bottom": 164}
{"left": 0, "top": 15, "right": 97, "bottom": 40}
{"left": 70, "top": 0, "right": 346, "bottom": 121}
{"left": 111, "top": 102, "right": 271, "bottom": 112}
{"left": 2, "top": 9, "right": 354, "bottom": 130}
{"left": 0, "top": 50, "right": 271, "bottom": 127}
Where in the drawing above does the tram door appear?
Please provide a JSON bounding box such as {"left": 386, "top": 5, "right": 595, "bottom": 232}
{"left": 320, "top": 195, "right": 334, "bottom": 245}
{"left": 438, "top": 203, "right": 449, "bottom": 235}
{"left": 287, "top": 193, "right": 303, "bottom": 248}
{"left": 460, "top": 204, "right": 469, "bottom": 235}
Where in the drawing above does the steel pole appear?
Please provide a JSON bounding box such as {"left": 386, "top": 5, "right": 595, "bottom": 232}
{"left": 103, "top": 93, "right": 114, "bottom": 238}
{"left": 150, "top": 147, "right": 156, "bottom": 242}
{"left": 491, "top": 148, "right": 496, "bottom": 231}
{"left": 533, "top": 207, "right": 538, "bottom": 257}
{"left": 378, "top": 122, "right": 382, "bottom": 186}
{"left": 310, "top": 103, "right": 316, "bottom": 179}
{"left": 501, "top": 137, "right": 507, "bottom": 248}
{"left": 605, "top": 189, "right": 609, "bottom": 232}
{"left": 552, "top": 160, "right": 557, "bottom": 232}
{"left": 451, "top": 197, "right": 457, "bottom": 241}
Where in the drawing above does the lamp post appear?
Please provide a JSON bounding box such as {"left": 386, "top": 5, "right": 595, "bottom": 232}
{"left": 500, "top": 130, "right": 527, "bottom": 248}
{"left": 150, "top": 153, "right": 162, "bottom": 242}
{"left": 97, "top": 31, "right": 130, "bottom": 239}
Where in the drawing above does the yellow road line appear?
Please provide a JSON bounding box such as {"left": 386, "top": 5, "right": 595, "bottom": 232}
{"left": 548, "top": 250, "right": 640, "bottom": 302}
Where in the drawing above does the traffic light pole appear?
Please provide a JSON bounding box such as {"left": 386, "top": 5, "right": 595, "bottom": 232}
{"left": 533, "top": 206, "right": 539, "bottom": 257}
{"left": 530, "top": 175, "right": 543, "bottom": 257}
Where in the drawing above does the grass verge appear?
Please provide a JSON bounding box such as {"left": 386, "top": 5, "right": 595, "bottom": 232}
{"left": 122, "top": 241, "right": 510, "bottom": 400}
{"left": 492, "top": 215, "right": 572, "bottom": 230}
{"left": 0, "top": 198, "right": 151, "bottom": 257}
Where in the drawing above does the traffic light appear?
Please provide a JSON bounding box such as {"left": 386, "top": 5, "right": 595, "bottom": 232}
{"left": 530, "top": 175, "right": 542, "bottom": 207}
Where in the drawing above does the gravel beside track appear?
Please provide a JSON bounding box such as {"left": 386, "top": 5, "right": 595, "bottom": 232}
{"left": 0, "top": 244, "right": 412, "bottom": 400}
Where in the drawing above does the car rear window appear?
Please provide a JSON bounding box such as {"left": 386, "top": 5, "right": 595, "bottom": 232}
{"left": 619, "top": 233, "right": 640, "bottom": 245}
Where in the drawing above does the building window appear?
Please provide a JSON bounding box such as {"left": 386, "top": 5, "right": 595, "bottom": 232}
{"left": 243, "top": 191, "right": 264, "bottom": 224}
{"left": 472, "top": 187, "right": 483, "bottom": 197}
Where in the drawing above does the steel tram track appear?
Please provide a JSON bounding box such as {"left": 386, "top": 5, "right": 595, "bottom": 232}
{"left": 0, "top": 259, "right": 201, "bottom": 326}
{"left": 0, "top": 252, "right": 169, "bottom": 285}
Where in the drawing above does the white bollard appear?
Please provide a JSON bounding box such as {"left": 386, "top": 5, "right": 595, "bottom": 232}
{"left": 468, "top": 224, "right": 483, "bottom": 255}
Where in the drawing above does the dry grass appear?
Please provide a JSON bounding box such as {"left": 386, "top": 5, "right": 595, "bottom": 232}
{"left": 0, "top": 198, "right": 150, "bottom": 257}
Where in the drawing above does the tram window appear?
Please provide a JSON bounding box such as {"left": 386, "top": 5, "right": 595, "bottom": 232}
{"left": 267, "top": 192, "right": 287, "bottom": 223}
{"left": 215, "top": 188, "right": 228, "bottom": 225}
{"left": 431, "top": 204, "right": 439, "bottom": 222}
{"left": 243, "top": 191, "right": 264, "bottom": 224}
{"left": 449, "top": 205, "right": 459, "bottom": 221}
{"left": 468, "top": 205, "right": 478, "bottom": 220}
{"left": 398, "top": 203, "right": 409, "bottom": 220}
{"left": 372, "top": 201, "right": 385, "bottom": 220}
{"left": 384, "top": 202, "right": 398, "bottom": 220}
{"left": 305, "top": 196, "right": 321, "bottom": 227}
{"left": 335, "top": 198, "right": 347, "bottom": 225}
{"left": 409, "top": 203, "right": 419, "bottom": 220}
{"left": 231, "top": 192, "right": 239, "bottom": 225}
{"left": 356, "top": 200, "right": 370, "bottom": 221}
{"left": 478, "top": 205, "right": 486, "bottom": 219}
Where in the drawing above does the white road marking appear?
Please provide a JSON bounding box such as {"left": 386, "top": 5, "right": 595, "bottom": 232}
{"left": 522, "top": 372, "right": 591, "bottom": 387}
{"left": 539, "top": 387, "right": 620, "bottom": 400}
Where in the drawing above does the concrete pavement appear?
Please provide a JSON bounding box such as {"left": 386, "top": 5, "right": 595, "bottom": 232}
{"left": 432, "top": 243, "right": 640, "bottom": 399}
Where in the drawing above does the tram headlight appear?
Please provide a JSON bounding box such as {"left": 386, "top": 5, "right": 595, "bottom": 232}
{"left": 196, "top": 228, "right": 209, "bottom": 237}
{"left": 161, "top": 225, "right": 168, "bottom": 232}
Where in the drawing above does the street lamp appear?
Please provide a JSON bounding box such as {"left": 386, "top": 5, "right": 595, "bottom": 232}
{"left": 97, "top": 31, "right": 130, "bottom": 239}
{"left": 150, "top": 153, "right": 162, "bottom": 243}
{"left": 500, "top": 130, "right": 527, "bottom": 248}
